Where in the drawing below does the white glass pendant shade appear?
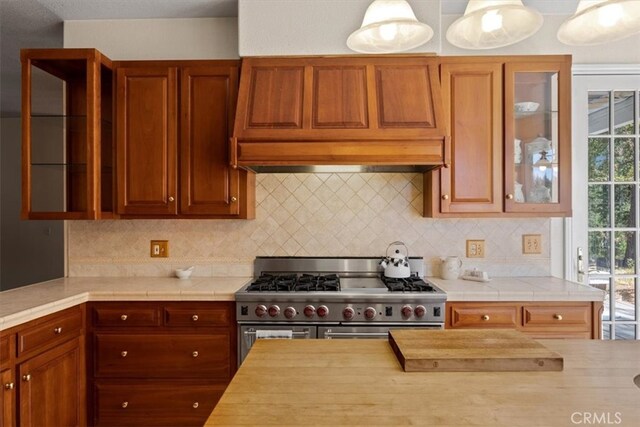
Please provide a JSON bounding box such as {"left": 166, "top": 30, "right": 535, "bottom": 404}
{"left": 347, "top": 0, "right": 433, "bottom": 53}
{"left": 446, "top": 0, "right": 543, "bottom": 50}
{"left": 558, "top": 0, "right": 640, "bottom": 46}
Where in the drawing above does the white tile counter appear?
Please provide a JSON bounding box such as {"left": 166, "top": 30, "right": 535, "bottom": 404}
{"left": 430, "top": 276, "right": 605, "bottom": 302}
{"left": 0, "top": 276, "right": 251, "bottom": 331}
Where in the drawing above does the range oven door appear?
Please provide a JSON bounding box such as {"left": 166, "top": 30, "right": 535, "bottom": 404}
{"left": 318, "top": 324, "right": 443, "bottom": 340}
{"left": 239, "top": 325, "right": 317, "bottom": 365}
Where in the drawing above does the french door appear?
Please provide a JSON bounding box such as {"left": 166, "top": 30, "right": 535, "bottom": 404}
{"left": 570, "top": 70, "right": 640, "bottom": 339}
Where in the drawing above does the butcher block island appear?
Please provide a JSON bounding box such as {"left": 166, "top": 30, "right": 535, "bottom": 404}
{"left": 205, "top": 339, "right": 640, "bottom": 426}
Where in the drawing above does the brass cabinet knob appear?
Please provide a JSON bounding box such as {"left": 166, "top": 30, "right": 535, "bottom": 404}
{"left": 553, "top": 314, "right": 563, "bottom": 321}
{"left": 22, "top": 374, "right": 31, "bottom": 382}
{"left": 53, "top": 327, "right": 62, "bottom": 334}
{"left": 481, "top": 315, "right": 490, "bottom": 321}
{"left": 231, "top": 196, "right": 237, "bottom": 203}
{"left": 121, "top": 351, "right": 128, "bottom": 358}
{"left": 120, "top": 314, "right": 128, "bottom": 321}
{"left": 192, "top": 402, "right": 199, "bottom": 409}
{"left": 121, "top": 402, "right": 128, "bottom": 408}
{"left": 442, "top": 194, "right": 449, "bottom": 200}
{"left": 192, "top": 351, "right": 199, "bottom": 358}
{"left": 192, "top": 314, "right": 199, "bottom": 321}
{"left": 506, "top": 194, "right": 514, "bottom": 200}
{"left": 4, "top": 382, "right": 14, "bottom": 390}
{"left": 169, "top": 196, "right": 175, "bottom": 202}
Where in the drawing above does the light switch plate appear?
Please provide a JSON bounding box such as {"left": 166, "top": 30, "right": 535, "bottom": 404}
{"left": 150, "top": 240, "right": 169, "bottom": 258}
{"left": 522, "top": 235, "right": 542, "bottom": 254}
{"left": 466, "top": 240, "right": 485, "bottom": 258}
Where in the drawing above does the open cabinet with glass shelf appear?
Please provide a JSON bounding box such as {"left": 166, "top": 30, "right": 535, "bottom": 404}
{"left": 21, "top": 49, "right": 114, "bottom": 219}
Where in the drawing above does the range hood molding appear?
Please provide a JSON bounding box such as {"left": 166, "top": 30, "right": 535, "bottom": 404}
{"left": 231, "top": 55, "right": 449, "bottom": 172}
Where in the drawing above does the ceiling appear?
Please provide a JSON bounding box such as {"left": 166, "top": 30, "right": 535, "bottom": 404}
{"left": 0, "top": 0, "right": 579, "bottom": 116}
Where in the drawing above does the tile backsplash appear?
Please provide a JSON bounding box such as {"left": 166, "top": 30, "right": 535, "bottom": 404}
{"left": 67, "top": 173, "right": 550, "bottom": 278}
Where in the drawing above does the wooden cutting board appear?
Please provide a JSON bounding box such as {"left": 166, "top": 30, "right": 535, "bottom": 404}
{"left": 389, "top": 329, "right": 563, "bottom": 372}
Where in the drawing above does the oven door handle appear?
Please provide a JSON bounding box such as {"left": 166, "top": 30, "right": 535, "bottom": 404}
{"left": 323, "top": 332, "right": 389, "bottom": 339}
{"left": 243, "top": 330, "right": 310, "bottom": 337}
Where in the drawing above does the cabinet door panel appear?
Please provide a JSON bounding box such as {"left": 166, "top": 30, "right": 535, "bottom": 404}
{"left": 246, "top": 67, "right": 304, "bottom": 129}
{"left": 1, "top": 368, "right": 15, "bottom": 427}
{"left": 312, "top": 66, "right": 368, "bottom": 129}
{"left": 440, "top": 63, "right": 503, "bottom": 213}
{"left": 116, "top": 67, "right": 177, "bottom": 215}
{"left": 180, "top": 66, "right": 239, "bottom": 215}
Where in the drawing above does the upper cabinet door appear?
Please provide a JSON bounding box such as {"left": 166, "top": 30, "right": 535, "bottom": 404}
{"left": 439, "top": 62, "right": 503, "bottom": 214}
{"left": 116, "top": 66, "right": 178, "bottom": 215}
{"left": 504, "top": 59, "right": 572, "bottom": 215}
{"left": 180, "top": 66, "right": 240, "bottom": 216}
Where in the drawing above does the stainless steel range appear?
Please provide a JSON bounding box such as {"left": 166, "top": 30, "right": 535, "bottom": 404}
{"left": 236, "top": 257, "right": 447, "bottom": 364}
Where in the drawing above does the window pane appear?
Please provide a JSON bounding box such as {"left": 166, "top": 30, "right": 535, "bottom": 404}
{"left": 614, "top": 91, "right": 635, "bottom": 135}
{"left": 615, "top": 231, "right": 636, "bottom": 274}
{"left": 590, "top": 276, "right": 611, "bottom": 320}
{"left": 614, "top": 324, "right": 636, "bottom": 340}
{"left": 588, "top": 185, "right": 610, "bottom": 227}
{"left": 614, "top": 184, "right": 635, "bottom": 227}
{"left": 589, "top": 91, "right": 610, "bottom": 135}
{"left": 602, "top": 323, "right": 611, "bottom": 340}
{"left": 588, "top": 138, "right": 610, "bottom": 182}
{"left": 615, "top": 278, "right": 636, "bottom": 321}
{"left": 613, "top": 138, "right": 635, "bottom": 181}
{"left": 589, "top": 231, "right": 611, "bottom": 274}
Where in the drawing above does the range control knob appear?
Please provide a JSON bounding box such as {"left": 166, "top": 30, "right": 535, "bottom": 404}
{"left": 401, "top": 305, "right": 413, "bottom": 319}
{"left": 284, "top": 307, "right": 297, "bottom": 319}
{"left": 255, "top": 305, "right": 267, "bottom": 318}
{"left": 342, "top": 307, "right": 355, "bottom": 320}
{"left": 303, "top": 305, "right": 316, "bottom": 318}
{"left": 317, "top": 305, "right": 329, "bottom": 318}
{"left": 364, "top": 307, "right": 377, "bottom": 320}
{"left": 414, "top": 305, "right": 426, "bottom": 318}
{"left": 268, "top": 305, "right": 281, "bottom": 317}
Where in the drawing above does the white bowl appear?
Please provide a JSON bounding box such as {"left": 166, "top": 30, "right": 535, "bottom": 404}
{"left": 514, "top": 101, "right": 540, "bottom": 113}
{"left": 175, "top": 267, "right": 194, "bottom": 280}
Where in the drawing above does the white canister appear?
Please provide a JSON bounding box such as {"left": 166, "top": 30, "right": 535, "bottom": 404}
{"left": 441, "top": 256, "right": 462, "bottom": 280}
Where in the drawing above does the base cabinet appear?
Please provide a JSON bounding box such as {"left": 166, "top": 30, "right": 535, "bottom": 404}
{"left": 446, "top": 301, "right": 602, "bottom": 339}
{"left": 1, "top": 368, "right": 15, "bottom": 427}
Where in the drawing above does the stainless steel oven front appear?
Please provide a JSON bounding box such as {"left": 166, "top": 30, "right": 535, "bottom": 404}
{"left": 318, "top": 323, "right": 443, "bottom": 340}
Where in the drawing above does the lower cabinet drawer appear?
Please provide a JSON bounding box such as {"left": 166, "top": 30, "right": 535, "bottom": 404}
{"left": 522, "top": 304, "right": 591, "bottom": 331}
{"left": 17, "top": 308, "right": 82, "bottom": 356}
{"left": 94, "top": 382, "right": 225, "bottom": 426}
{"left": 0, "top": 334, "right": 10, "bottom": 368}
{"left": 94, "top": 334, "right": 232, "bottom": 379}
{"left": 449, "top": 304, "right": 519, "bottom": 328}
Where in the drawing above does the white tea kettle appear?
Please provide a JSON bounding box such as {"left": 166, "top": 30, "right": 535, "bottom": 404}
{"left": 379, "top": 241, "right": 411, "bottom": 278}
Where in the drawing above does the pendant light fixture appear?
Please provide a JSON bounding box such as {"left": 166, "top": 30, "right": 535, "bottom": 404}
{"left": 558, "top": 0, "right": 640, "bottom": 46}
{"left": 347, "top": 0, "right": 433, "bottom": 53}
{"left": 446, "top": 0, "right": 543, "bottom": 50}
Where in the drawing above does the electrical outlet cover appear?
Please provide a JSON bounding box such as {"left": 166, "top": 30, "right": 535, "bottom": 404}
{"left": 150, "top": 240, "right": 169, "bottom": 258}
{"left": 522, "top": 235, "right": 542, "bottom": 254}
{"left": 466, "top": 240, "right": 485, "bottom": 258}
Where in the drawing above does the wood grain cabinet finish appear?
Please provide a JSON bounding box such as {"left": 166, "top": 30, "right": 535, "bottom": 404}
{"left": 447, "top": 301, "right": 601, "bottom": 339}
{"left": 116, "top": 61, "right": 254, "bottom": 218}
{"left": 1, "top": 368, "right": 15, "bottom": 427}
{"left": 164, "top": 305, "right": 232, "bottom": 327}
{"left": 93, "top": 306, "right": 161, "bottom": 327}
{"left": 0, "top": 335, "right": 10, "bottom": 369}
{"left": 17, "top": 309, "right": 82, "bottom": 356}
{"left": 233, "top": 56, "right": 446, "bottom": 168}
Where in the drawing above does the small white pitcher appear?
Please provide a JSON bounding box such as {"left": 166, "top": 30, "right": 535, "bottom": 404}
{"left": 441, "top": 256, "right": 462, "bottom": 280}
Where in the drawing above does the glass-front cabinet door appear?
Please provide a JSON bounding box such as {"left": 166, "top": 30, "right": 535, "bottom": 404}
{"left": 504, "top": 59, "right": 572, "bottom": 215}
{"left": 21, "top": 49, "right": 113, "bottom": 220}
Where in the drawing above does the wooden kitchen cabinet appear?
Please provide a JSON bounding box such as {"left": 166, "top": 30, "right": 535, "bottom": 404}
{"left": 116, "top": 61, "right": 254, "bottom": 218}
{"left": 87, "top": 302, "right": 236, "bottom": 427}
{"left": 446, "top": 301, "right": 602, "bottom": 339}
{"left": 21, "top": 48, "right": 114, "bottom": 220}
{"left": 425, "top": 55, "right": 572, "bottom": 217}
{"left": 1, "top": 368, "right": 15, "bottom": 427}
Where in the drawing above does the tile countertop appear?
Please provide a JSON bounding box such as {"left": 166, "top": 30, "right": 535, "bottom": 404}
{"left": 0, "top": 276, "right": 252, "bottom": 331}
{"left": 430, "top": 276, "right": 605, "bottom": 302}
{"left": 0, "top": 276, "right": 604, "bottom": 331}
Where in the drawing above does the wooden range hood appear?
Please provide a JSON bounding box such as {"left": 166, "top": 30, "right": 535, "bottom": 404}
{"left": 230, "top": 56, "right": 449, "bottom": 173}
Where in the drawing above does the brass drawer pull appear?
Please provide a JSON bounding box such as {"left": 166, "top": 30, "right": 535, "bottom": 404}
{"left": 553, "top": 314, "right": 563, "bottom": 321}
{"left": 22, "top": 374, "right": 31, "bottom": 382}
{"left": 231, "top": 196, "right": 237, "bottom": 203}
{"left": 441, "top": 194, "right": 449, "bottom": 200}
{"left": 53, "top": 327, "right": 63, "bottom": 334}
{"left": 4, "top": 382, "right": 14, "bottom": 390}
{"left": 192, "top": 314, "right": 199, "bottom": 321}
{"left": 193, "top": 402, "right": 199, "bottom": 409}
{"left": 120, "top": 314, "right": 128, "bottom": 321}
{"left": 192, "top": 351, "right": 199, "bottom": 358}
{"left": 121, "top": 351, "right": 128, "bottom": 358}
{"left": 169, "top": 196, "right": 175, "bottom": 202}
{"left": 481, "top": 315, "right": 490, "bottom": 321}
{"left": 122, "top": 401, "right": 128, "bottom": 408}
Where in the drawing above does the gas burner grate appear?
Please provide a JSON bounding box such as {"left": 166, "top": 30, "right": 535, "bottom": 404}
{"left": 246, "top": 273, "right": 341, "bottom": 292}
{"left": 295, "top": 274, "right": 340, "bottom": 292}
{"left": 381, "top": 276, "right": 436, "bottom": 293}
